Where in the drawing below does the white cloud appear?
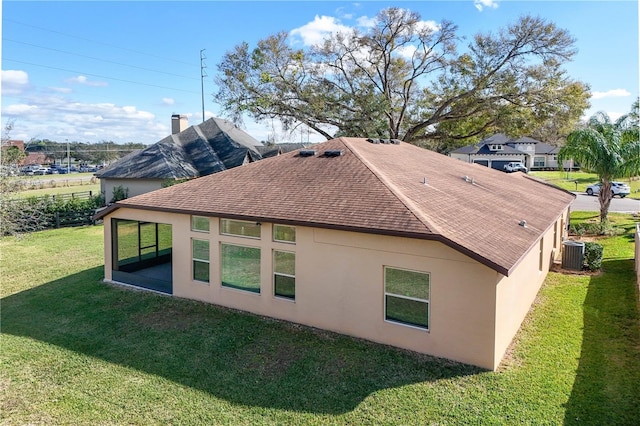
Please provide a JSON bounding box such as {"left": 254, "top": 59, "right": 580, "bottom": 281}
{"left": 475, "top": 0, "right": 499, "bottom": 12}
{"left": 417, "top": 20, "right": 441, "bottom": 33}
{"left": 49, "top": 87, "right": 73, "bottom": 94}
{"left": 290, "top": 15, "right": 353, "bottom": 46}
{"left": 607, "top": 112, "right": 625, "bottom": 121}
{"left": 1, "top": 95, "right": 164, "bottom": 144}
{"left": 591, "top": 89, "right": 631, "bottom": 100}
{"left": 397, "top": 45, "right": 418, "bottom": 60}
{"left": 1, "top": 70, "right": 30, "bottom": 96}
{"left": 356, "top": 15, "right": 377, "bottom": 28}
{"left": 66, "top": 75, "right": 108, "bottom": 87}
{"left": 4, "top": 103, "right": 38, "bottom": 115}
{"left": 162, "top": 97, "right": 175, "bottom": 106}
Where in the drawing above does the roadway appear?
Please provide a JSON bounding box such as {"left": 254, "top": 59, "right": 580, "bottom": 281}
{"left": 571, "top": 192, "right": 640, "bottom": 213}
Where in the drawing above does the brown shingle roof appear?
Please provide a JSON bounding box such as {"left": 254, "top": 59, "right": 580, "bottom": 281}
{"left": 105, "top": 137, "right": 574, "bottom": 276}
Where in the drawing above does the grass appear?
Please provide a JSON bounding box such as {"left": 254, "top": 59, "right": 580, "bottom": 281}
{"left": 6, "top": 172, "right": 100, "bottom": 198}
{"left": 14, "top": 183, "right": 101, "bottom": 199}
{"left": 531, "top": 170, "right": 640, "bottom": 198}
{"left": 1, "top": 220, "right": 639, "bottom": 424}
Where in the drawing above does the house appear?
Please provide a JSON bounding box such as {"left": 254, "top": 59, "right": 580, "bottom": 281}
{"left": 255, "top": 143, "right": 309, "bottom": 159}
{"left": 95, "top": 137, "right": 575, "bottom": 370}
{"left": 96, "top": 115, "right": 263, "bottom": 202}
{"left": 450, "top": 133, "right": 569, "bottom": 171}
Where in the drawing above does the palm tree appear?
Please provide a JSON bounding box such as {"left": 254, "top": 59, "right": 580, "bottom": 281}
{"left": 558, "top": 108, "right": 640, "bottom": 222}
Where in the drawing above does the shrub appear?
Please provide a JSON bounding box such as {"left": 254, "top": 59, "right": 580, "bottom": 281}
{"left": 0, "top": 193, "right": 103, "bottom": 235}
{"left": 110, "top": 185, "right": 128, "bottom": 203}
{"left": 584, "top": 242, "right": 604, "bottom": 271}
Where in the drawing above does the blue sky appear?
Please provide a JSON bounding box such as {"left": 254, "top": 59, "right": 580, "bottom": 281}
{"left": 2, "top": 0, "right": 638, "bottom": 145}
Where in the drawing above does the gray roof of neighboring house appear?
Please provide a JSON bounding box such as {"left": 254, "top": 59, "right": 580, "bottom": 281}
{"left": 98, "top": 137, "right": 575, "bottom": 277}
{"left": 451, "top": 134, "right": 559, "bottom": 156}
{"left": 97, "top": 117, "right": 263, "bottom": 179}
{"left": 255, "top": 143, "right": 312, "bottom": 158}
{"left": 453, "top": 144, "right": 525, "bottom": 155}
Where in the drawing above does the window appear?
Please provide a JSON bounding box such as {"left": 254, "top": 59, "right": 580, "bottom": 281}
{"left": 489, "top": 144, "right": 503, "bottom": 151}
{"left": 273, "top": 224, "right": 296, "bottom": 243}
{"left": 221, "top": 244, "right": 261, "bottom": 293}
{"left": 384, "top": 267, "right": 429, "bottom": 329}
{"left": 220, "top": 219, "right": 261, "bottom": 239}
{"left": 274, "top": 250, "right": 295, "bottom": 299}
{"left": 534, "top": 157, "right": 545, "bottom": 168}
{"left": 191, "top": 216, "right": 210, "bottom": 233}
{"left": 192, "top": 239, "right": 210, "bottom": 282}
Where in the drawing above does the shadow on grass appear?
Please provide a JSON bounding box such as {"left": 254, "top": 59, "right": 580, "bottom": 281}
{"left": 1, "top": 267, "right": 482, "bottom": 415}
{"left": 564, "top": 259, "right": 640, "bottom": 425}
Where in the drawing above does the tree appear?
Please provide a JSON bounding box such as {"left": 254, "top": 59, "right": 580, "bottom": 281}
{"left": 216, "top": 8, "right": 589, "bottom": 148}
{"left": 2, "top": 146, "right": 25, "bottom": 167}
{"left": 558, "top": 107, "right": 640, "bottom": 222}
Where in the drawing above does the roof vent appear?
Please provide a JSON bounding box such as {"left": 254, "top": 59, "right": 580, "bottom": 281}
{"left": 298, "top": 150, "right": 317, "bottom": 157}
{"left": 367, "top": 138, "right": 401, "bottom": 145}
{"left": 324, "top": 150, "right": 344, "bottom": 157}
{"left": 519, "top": 220, "right": 527, "bottom": 228}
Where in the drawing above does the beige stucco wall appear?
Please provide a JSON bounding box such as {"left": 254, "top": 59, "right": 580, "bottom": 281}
{"left": 100, "top": 178, "right": 164, "bottom": 203}
{"left": 103, "top": 207, "right": 567, "bottom": 370}
{"left": 493, "top": 209, "right": 569, "bottom": 367}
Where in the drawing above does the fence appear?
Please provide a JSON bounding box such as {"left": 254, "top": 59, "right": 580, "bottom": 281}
{"left": 2, "top": 190, "right": 101, "bottom": 234}
{"left": 52, "top": 209, "right": 97, "bottom": 228}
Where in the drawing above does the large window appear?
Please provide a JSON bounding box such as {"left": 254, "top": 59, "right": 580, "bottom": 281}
{"left": 273, "top": 224, "right": 296, "bottom": 243}
{"left": 220, "top": 219, "right": 261, "bottom": 239}
{"left": 191, "top": 216, "right": 210, "bottom": 233}
{"left": 192, "top": 239, "right": 210, "bottom": 282}
{"left": 534, "top": 157, "right": 545, "bottom": 168}
{"left": 274, "top": 250, "right": 295, "bottom": 299}
{"left": 384, "top": 267, "right": 430, "bottom": 329}
{"left": 221, "top": 244, "right": 261, "bottom": 293}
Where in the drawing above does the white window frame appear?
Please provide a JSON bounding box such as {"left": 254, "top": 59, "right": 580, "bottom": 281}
{"left": 220, "top": 219, "right": 261, "bottom": 240}
{"left": 220, "top": 243, "right": 261, "bottom": 294}
{"left": 192, "top": 238, "right": 210, "bottom": 283}
{"left": 273, "top": 224, "right": 296, "bottom": 244}
{"left": 384, "top": 266, "right": 430, "bottom": 331}
{"left": 273, "top": 250, "right": 295, "bottom": 300}
{"left": 191, "top": 216, "right": 210, "bottom": 233}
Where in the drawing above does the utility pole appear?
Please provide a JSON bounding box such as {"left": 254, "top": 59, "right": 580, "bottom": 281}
{"left": 200, "top": 49, "right": 207, "bottom": 123}
{"left": 66, "top": 138, "right": 70, "bottom": 173}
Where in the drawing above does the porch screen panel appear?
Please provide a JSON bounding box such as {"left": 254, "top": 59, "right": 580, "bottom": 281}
{"left": 116, "top": 220, "right": 140, "bottom": 267}
{"left": 140, "top": 222, "right": 158, "bottom": 261}
{"left": 158, "top": 223, "right": 173, "bottom": 256}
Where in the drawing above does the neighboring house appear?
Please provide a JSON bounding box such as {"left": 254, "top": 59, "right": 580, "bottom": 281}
{"left": 450, "top": 133, "right": 569, "bottom": 171}
{"left": 95, "top": 137, "right": 575, "bottom": 370}
{"left": 255, "top": 143, "right": 309, "bottom": 159}
{"left": 96, "top": 115, "right": 263, "bottom": 202}
{"left": 1, "top": 140, "right": 47, "bottom": 166}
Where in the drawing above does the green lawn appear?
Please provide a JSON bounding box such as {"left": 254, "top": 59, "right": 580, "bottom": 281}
{"left": 530, "top": 170, "right": 640, "bottom": 198}
{"left": 1, "top": 220, "right": 639, "bottom": 424}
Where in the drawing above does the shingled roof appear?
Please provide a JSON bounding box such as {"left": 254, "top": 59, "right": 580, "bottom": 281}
{"left": 451, "top": 133, "right": 559, "bottom": 156}
{"left": 100, "top": 137, "right": 575, "bottom": 276}
{"left": 97, "top": 117, "right": 262, "bottom": 179}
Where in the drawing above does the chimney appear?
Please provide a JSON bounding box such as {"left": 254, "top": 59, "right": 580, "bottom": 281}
{"left": 171, "top": 114, "right": 188, "bottom": 134}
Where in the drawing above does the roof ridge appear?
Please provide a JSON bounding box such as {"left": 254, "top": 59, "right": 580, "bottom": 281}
{"left": 340, "top": 137, "right": 441, "bottom": 235}
{"left": 162, "top": 137, "right": 193, "bottom": 178}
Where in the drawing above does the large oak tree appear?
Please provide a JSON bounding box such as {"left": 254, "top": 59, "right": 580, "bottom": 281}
{"left": 216, "top": 8, "right": 590, "bottom": 148}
